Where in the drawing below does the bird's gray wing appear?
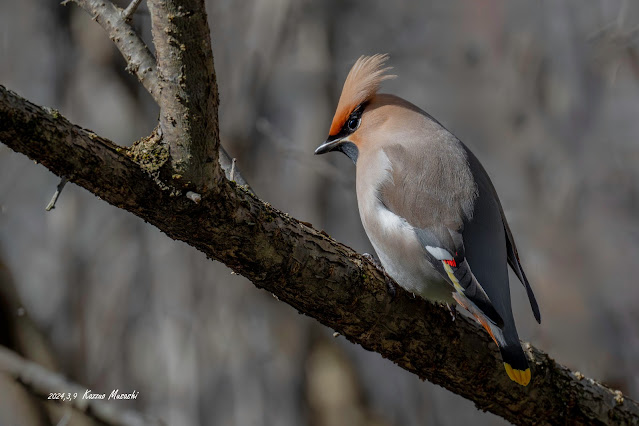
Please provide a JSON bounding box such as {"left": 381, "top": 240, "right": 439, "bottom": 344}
{"left": 414, "top": 225, "right": 504, "bottom": 327}
{"left": 463, "top": 146, "right": 541, "bottom": 323}
{"left": 378, "top": 142, "right": 504, "bottom": 327}
{"left": 504, "top": 221, "right": 541, "bottom": 323}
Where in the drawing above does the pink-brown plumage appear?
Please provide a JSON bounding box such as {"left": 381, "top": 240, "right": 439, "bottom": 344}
{"left": 328, "top": 54, "right": 395, "bottom": 136}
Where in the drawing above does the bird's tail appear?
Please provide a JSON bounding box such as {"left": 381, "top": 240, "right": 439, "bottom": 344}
{"left": 452, "top": 292, "right": 531, "bottom": 386}
{"left": 500, "top": 340, "right": 531, "bottom": 386}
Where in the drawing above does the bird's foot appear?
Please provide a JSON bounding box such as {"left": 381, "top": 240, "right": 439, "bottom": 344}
{"left": 385, "top": 277, "right": 397, "bottom": 299}
{"left": 363, "top": 253, "right": 396, "bottom": 299}
{"left": 446, "top": 303, "right": 457, "bottom": 321}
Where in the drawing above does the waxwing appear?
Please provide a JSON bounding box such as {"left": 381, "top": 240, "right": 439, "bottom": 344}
{"left": 315, "top": 54, "right": 540, "bottom": 386}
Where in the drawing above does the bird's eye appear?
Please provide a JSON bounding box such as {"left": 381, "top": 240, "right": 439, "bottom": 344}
{"left": 347, "top": 117, "right": 360, "bottom": 131}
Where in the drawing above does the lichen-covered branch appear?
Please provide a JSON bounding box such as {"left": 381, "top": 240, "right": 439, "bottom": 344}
{"left": 1, "top": 86, "right": 638, "bottom": 425}
{"left": 67, "top": 0, "right": 248, "bottom": 193}
{"left": 0, "top": 346, "right": 159, "bottom": 426}
{"left": 148, "top": 0, "right": 221, "bottom": 192}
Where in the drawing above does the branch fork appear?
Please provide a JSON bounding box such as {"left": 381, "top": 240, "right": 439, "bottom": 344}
{"left": 65, "top": 0, "right": 250, "bottom": 193}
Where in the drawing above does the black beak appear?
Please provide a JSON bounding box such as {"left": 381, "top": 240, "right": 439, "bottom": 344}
{"left": 314, "top": 137, "right": 343, "bottom": 155}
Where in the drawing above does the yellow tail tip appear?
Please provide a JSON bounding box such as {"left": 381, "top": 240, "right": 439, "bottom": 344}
{"left": 504, "top": 363, "right": 531, "bottom": 386}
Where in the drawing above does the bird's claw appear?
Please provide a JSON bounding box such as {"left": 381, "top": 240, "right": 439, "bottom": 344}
{"left": 362, "top": 252, "right": 378, "bottom": 265}
{"left": 446, "top": 303, "right": 457, "bottom": 321}
{"left": 385, "top": 277, "right": 397, "bottom": 299}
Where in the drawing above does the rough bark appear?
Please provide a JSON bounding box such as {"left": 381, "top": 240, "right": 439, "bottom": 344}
{"left": 67, "top": 0, "right": 249, "bottom": 192}
{"left": 147, "top": 0, "right": 220, "bottom": 192}
{"left": 1, "top": 86, "right": 638, "bottom": 425}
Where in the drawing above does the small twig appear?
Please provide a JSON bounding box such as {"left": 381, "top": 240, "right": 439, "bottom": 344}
{"left": 45, "top": 177, "right": 68, "bottom": 211}
{"left": 122, "top": 0, "right": 142, "bottom": 21}
{"left": 218, "top": 146, "right": 253, "bottom": 194}
{"left": 186, "top": 191, "right": 201, "bottom": 203}
{"left": 229, "top": 158, "right": 236, "bottom": 182}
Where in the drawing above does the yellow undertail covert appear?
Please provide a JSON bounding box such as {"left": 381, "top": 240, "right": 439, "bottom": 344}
{"left": 504, "top": 363, "right": 531, "bottom": 386}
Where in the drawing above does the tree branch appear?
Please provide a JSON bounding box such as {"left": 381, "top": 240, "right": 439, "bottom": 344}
{"left": 1, "top": 86, "right": 637, "bottom": 425}
{"left": 147, "top": 0, "right": 220, "bottom": 192}
{"left": 0, "top": 345, "right": 159, "bottom": 426}
{"left": 45, "top": 176, "right": 68, "bottom": 211}
{"left": 65, "top": 0, "right": 160, "bottom": 103}
{"left": 122, "top": 0, "right": 143, "bottom": 21}
{"left": 67, "top": 0, "right": 250, "bottom": 193}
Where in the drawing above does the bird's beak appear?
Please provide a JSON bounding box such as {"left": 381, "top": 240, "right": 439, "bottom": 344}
{"left": 314, "top": 137, "right": 343, "bottom": 155}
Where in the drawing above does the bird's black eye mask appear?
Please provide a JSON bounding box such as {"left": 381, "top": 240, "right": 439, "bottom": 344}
{"left": 325, "top": 102, "right": 367, "bottom": 143}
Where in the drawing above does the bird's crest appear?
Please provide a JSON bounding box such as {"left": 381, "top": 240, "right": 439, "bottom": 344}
{"left": 329, "top": 54, "right": 396, "bottom": 136}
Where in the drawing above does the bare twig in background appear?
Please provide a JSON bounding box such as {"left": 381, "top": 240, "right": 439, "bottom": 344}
{"left": 64, "top": 0, "right": 160, "bottom": 102}
{"left": 45, "top": 177, "right": 68, "bottom": 211}
{"left": 256, "top": 117, "right": 355, "bottom": 186}
{"left": 122, "top": 0, "right": 143, "bottom": 21}
{"left": 0, "top": 346, "right": 160, "bottom": 426}
{"left": 1, "top": 85, "right": 638, "bottom": 425}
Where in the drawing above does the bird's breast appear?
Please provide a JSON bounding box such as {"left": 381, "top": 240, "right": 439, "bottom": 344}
{"left": 357, "top": 195, "right": 453, "bottom": 303}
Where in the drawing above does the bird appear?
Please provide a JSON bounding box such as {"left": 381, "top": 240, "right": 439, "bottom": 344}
{"left": 314, "top": 54, "right": 540, "bottom": 386}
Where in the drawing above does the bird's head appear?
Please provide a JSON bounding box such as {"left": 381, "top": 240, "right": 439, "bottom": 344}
{"left": 315, "top": 54, "right": 396, "bottom": 164}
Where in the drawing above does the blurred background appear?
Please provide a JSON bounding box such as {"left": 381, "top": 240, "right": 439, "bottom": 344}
{"left": 1, "top": 0, "right": 639, "bottom": 424}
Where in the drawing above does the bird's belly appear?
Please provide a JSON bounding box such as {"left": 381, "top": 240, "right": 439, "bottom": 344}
{"left": 363, "top": 209, "right": 454, "bottom": 304}
{"left": 374, "top": 239, "right": 453, "bottom": 303}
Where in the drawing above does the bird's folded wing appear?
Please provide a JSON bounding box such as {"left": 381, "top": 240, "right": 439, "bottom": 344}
{"left": 504, "top": 223, "right": 541, "bottom": 323}
{"left": 463, "top": 145, "right": 541, "bottom": 324}
{"left": 416, "top": 227, "right": 504, "bottom": 328}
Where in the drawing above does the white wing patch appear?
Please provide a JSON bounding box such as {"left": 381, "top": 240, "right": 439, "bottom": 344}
{"left": 372, "top": 149, "right": 410, "bottom": 237}
{"left": 425, "top": 245, "right": 453, "bottom": 260}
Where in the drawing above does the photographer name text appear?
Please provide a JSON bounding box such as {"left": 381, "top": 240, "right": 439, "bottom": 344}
{"left": 48, "top": 389, "right": 139, "bottom": 402}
